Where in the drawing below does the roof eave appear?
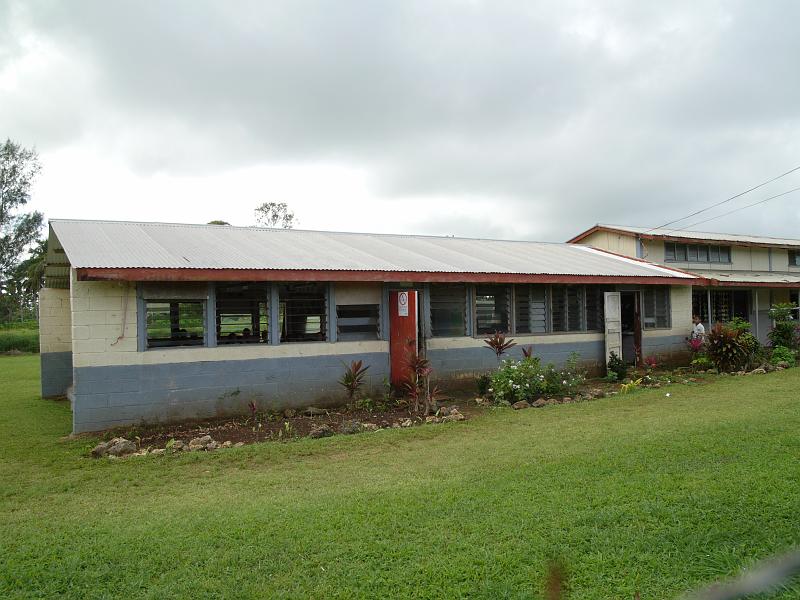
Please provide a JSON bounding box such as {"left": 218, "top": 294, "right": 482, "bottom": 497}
{"left": 76, "top": 267, "right": 698, "bottom": 286}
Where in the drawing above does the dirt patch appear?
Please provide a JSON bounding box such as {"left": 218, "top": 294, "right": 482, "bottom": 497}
{"left": 109, "top": 392, "right": 485, "bottom": 449}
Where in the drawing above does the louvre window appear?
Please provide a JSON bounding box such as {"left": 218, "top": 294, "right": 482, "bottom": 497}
{"left": 551, "top": 285, "right": 583, "bottom": 332}
{"left": 665, "top": 242, "right": 730, "bottom": 263}
{"left": 279, "top": 283, "right": 327, "bottom": 342}
{"left": 430, "top": 284, "right": 467, "bottom": 337}
{"left": 513, "top": 284, "right": 547, "bottom": 334}
{"left": 584, "top": 286, "right": 605, "bottom": 331}
{"left": 789, "top": 250, "right": 800, "bottom": 267}
{"left": 336, "top": 304, "right": 379, "bottom": 341}
{"left": 642, "top": 287, "right": 670, "bottom": 329}
{"left": 216, "top": 283, "right": 269, "bottom": 344}
{"left": 145, "top": 301, "right": 205, "bottom": 348}
{"left": 790, "top": 290, "right": 799, "bottom": 306}
{"left": 475, "top": 285, "right": 510, "bottom": 334}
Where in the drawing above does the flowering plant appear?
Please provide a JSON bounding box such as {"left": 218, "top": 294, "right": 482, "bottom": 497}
{"left": 489, "top": 353, "right": 584, "bottom": 404}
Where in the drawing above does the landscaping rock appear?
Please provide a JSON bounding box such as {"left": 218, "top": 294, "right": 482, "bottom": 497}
{"left": 777, "top": 361, "right": 790, "bottom": 369}
{"left": 188, "top": 435, "right": 214, "bottom": 451}
{"left": 92, "top": 437, "right": 137, "bottom": 458}
{"left": 234, "top": 442, "right": 245, "bottom": 448}
{"left": 512, "top": 400, "right": 530, "bottom": 410}
{"left": 400, "top": 418, "right": 414, "bottom": 428}
{"left": 443, "top": 409, "right": 466, "bottom": 422}
{"left": 309, "top": 425, "right": 334, "bottom": 439}
{"left": 425, "top": 415, "right": 441, "bottom": 424}
{"left": 562, "top": 397, "right": 573, "bottom": 403}
{"left": 304, "top": 406, "right": 327, "bottom": 417}
{"left": 283, "top": 408, "right": 297, "bottom": 419}
{"left": 172, "top": 440, "right": 186, "bottom": 452}
{"left": 150, "top": 448, "right": 165, "bottom": 456}
{"left": 340, "top": 420, "right": 364, "bottom": 435}
{"left": 749, "top": 367, "right": 767, "bottom": 375}
{"left": 221, "top": 440, "right": 233, "bottom": 448}
{"left": 362, "top": 423, "right": 379, "bottom": 432}
{"left": 532, "top": 399, "right": 547, "bottom": 408}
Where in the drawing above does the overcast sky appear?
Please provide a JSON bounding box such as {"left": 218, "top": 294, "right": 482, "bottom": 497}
{"left": 2, "top": 0, "right": 799, "bottom": 242}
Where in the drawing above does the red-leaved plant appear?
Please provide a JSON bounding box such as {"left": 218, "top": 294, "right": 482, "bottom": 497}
{"left": 402, "top": 347, "right": 435, "bottom": 414}
{"left": 644, "top": 355, "right": 658, "bottom": 370}
{"left": 484, "top": 332, "right": 517, "bottom": 358}
{"left": 521, "top": 345, "right": 534, "bottom": 359}
{"left": 338, "top": 360, "right": 370, "bottom": 400}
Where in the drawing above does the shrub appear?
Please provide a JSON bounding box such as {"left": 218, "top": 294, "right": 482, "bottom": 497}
{"left": 607, "top": 351, "right": 627, "bottom": 381}
{"left": 0, "top": 329, "right": 39, "bottom": 353}
{"left": 767, "top": 303, "right": 800, "bottom": 350}
{"left": 483, "top": 332, "right": 516, "bottom": 358}
{"left": 706, "top": 323, "right": 748, "bottom": 372}
{"left": 476, "top": 373, "right": 491, "bottom": 397}
{"left": 770, "top": 345, "right": 796, "bottom": 366}
{"left": 737, "top": 331, "right": 763, "bottom": 369}
{"left": 489, "top": 354, "right": 584, "bottom": 404}
{"left": 643, "top": 355, "right": 658, "bottom": 370}
{"left": 690, "top": 355, "right": 714, "bottom": 371}
{"left": 687, "top": 337, "right": 704, "bottom": 354}
{"left": 402, "top": 350, "right": 435, "bottom": 414}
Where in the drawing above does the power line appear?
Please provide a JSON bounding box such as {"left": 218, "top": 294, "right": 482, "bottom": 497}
{"left": 644, "top": 163, "right": 800, "bottom": 233}
{"left": 668, "top": 185, "right": 800, "bottom": 232}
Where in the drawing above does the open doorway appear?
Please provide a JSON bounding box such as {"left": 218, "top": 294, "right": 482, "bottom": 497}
{"left": 620, "top": 291, "right": 641, "bottom": 366}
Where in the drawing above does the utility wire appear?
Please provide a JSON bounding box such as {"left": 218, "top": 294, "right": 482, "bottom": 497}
{"left": 644, "top": 164, "right": 800, "bottom": 233}
{"left": 668, "top": 186, "right": 800, "bottom": 232}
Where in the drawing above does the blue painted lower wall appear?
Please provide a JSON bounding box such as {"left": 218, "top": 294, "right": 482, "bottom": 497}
{"left": 72, "top": 352, "right": 390, "bottom": 433}
{"left": 641, "top": 334, "right": 690, "bottom": 362}
{"left": 41, "top": 351, "right": 73, "bottom": 398}
{"left": 70, "top": 333, "right": 688, "bottom": 432}
{"left": 428, "top": 339, "right": 606, "bottom": 380}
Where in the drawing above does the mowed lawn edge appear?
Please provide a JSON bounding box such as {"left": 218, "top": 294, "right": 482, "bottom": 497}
{"left": 1, "top": 354, "right": 799, "bottom": 599}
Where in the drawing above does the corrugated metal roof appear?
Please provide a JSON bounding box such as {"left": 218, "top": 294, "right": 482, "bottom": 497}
{"left": 592, "top": 224, "right": 800, "bottom": 248}
{"left": 49, "top": 219, "right": 696, "bottom": 279}
{"left": 693, "top": 270, "right": 800, "bottom": 285}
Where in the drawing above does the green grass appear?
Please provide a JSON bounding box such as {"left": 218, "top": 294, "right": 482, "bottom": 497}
{"left": 1, "top": 355, "right": 800, "bottom": 599}
{"left": 0, "top": 327, "right": 38, "bottom": 353}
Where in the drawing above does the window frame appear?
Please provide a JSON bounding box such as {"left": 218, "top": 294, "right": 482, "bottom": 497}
{"left": 641, "top": 286, "right": 671, "bottom": 330}
{"left": 473, "top": 284, "right": 511, "bottom": 335}
{"left": 664, "top": 242, "right": 731, "bottom": 264}
{"left": 278, "top": 282, "right": 329, "bottom": 344}
{"left": 430, "top": 283, "right": 468, "bottom": 338}
{"left": 336, "top": 303, "right": 380, "bottom": 341}
{"left": 143, "top": 299, "right": 207, "bottom": 349}
{"left": 215, "top": 282, "right": 270, "bottom": 345}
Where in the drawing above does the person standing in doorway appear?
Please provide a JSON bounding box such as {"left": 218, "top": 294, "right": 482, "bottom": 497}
{"left": 691, "top": 314, "right": 706, "bottom": 340}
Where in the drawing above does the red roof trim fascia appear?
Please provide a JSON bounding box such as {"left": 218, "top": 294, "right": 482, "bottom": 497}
{"left": 76, "top": 267, "right": 699, "bottom": 286}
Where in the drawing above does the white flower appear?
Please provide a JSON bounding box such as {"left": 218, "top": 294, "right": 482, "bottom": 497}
{"left": 665, "top": 393, "right": 671, "bottom": 397}
{"left": 488, "top": 388, "right": 493, "bottom": 392}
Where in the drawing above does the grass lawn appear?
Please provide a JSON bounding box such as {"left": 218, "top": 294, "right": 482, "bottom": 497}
{"left": 1, "top": 355, "right": 800, "bottom": 599}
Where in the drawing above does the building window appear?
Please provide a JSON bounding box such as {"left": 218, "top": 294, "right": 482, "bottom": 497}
{"left": 584, "top": 286, "right": 605, "bottom": 331}
{"left": 336, "top": 304, "right": 379, "bottom": 341}
{"left": 145, "top": 301, "right": 205, "bottom": 348}
{"left": 513, "top": 284, "right": 548, "bottom": 334}
{"left": 430, "top": 284, "right": 467, "bottom": 337}
{"left": 279, "top": 283, "right": 327, "bottom": 342}
{"left": 551, "top": 285, "right": 583, "bottom": 332}
{"left": 642, "top": 287, "right": 670, "bottom": 329}
{"left": 475, "top": 285, "right": 510, "bottom": 334}
{"left": 665, "top": 242, "right": 731, "bottom": 263}
{"left": 216, "top": 283, "right": 269, "bottom": 344}
{"left": 790, "top": 250, "right": 800, "bottom": 267}
{"left": 790, "top": 290, "right": 799, "bottom": 306}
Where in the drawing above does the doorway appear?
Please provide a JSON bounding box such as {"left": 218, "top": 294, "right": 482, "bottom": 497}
{"left": 620, "top": 291, "right": 641, "bottom": 366}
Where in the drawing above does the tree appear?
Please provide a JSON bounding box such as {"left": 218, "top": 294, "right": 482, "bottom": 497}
{"left": 207, "top": 220, "right": 230, "bottom": 225}
{"left": 0, "top": 139, "right": 43, "bottom": 322}
{"left": 254, "top": 202, "right": 296, "bottom": 229}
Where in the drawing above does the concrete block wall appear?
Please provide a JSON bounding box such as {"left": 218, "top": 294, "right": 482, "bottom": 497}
{"left": 641, "top": 285, "right": 692, "bottom": 363}
{"left": 69, "top": 271, "right": 392, "bottom": 432}
{"left": 427, "top": 332, "right": 605, "bottom": 384}
{"left": 39, "top": 287, "right": 73, "bottom": 398}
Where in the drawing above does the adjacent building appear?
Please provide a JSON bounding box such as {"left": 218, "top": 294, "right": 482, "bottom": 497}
{"left": 568, "top": 224, "right": 800, "bottom": 344}
{"left": 40, "top": 219, "right": 697, "bottom": 433}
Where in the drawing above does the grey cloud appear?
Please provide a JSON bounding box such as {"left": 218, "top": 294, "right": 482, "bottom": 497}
{"left": 2, "top": 0, "right": 800, "bottom": 240}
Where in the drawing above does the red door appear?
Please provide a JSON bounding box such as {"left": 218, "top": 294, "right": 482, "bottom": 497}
{"left": 389, "top": 290, "right": 418, "bottom": 387}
